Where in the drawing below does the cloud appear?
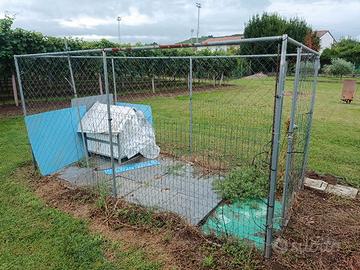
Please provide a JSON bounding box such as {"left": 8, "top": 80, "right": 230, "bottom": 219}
{"left": 266, "top": 0, "right": 360, "bottom": 38}
{"left": 56, "top": 17, "right": 113, "bottom": 29}
{"left": 1, "top": 0, "right": 359, "bottom": 43}
{"left": 55, "top": 7, "right": 155, "bottom": 29}
{"left": 70, "top": 34, "right": 116, "bottom": 40}
{"left": 120, "top": 7, "right": 156, "bottom": 26}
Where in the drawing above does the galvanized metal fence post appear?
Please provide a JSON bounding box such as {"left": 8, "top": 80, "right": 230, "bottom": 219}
{"left": 300, "top": 56, "right": 320, "bottom": 187}
{"left": 102, "top": 50, "right": 118, "bottom": 197}
{"left": 14, "top": 56, "right": 27, "bottom": 116}
{"left": 189, "top": 57, "right": 193, "bottom": 155}
{"left": 111, "top": 58, "right": 118, "bottom": 102}
{"left": 66, "top": 47, "right": 90, "bottom": 168}
{"left": 281, "top": 47, "right": 302, "bottom": 226}
{"left": 265, "top": 34, "right": 288, "bottom": 258}
{"left": 14, "top": 56, "right": 38, "bottom": 170}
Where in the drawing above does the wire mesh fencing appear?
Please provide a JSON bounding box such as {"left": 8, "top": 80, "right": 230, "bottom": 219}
{"left": 14, "top": 35, "right": 319, "bottom": 257}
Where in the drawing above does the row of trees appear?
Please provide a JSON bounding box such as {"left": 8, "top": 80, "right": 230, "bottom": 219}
{"left": 1, "top": 16, "right": 241, "bottom": 80}
{"left": 1, "top": 13, "right": 320, "bottom": 79}
{"left": 0, "top": 15, "right": 130, "bottom": 80}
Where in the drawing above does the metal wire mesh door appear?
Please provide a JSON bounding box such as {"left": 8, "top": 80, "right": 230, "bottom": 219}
{"left": 280, "top": 48, "right": 320, "bottom": 227}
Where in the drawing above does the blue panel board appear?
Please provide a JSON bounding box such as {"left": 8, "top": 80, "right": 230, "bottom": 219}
{"left": 103, "top": 160, "right": 160, "bottom": 175}
{"left": 116, "top": 102, "right": 153, "bottom": 125}
{"left": 25, "top": 106, "right": 86, "bottom": 176}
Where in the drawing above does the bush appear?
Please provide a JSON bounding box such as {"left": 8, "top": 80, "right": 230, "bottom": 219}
{"left": 323, "top": 58, "right": 354, "bottom": 78}
{"left": 213, "top": 166, "right": 268, "bottom": 202}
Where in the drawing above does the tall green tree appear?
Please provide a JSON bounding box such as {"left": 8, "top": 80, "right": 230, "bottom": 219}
{"left": 241, "top": 13, "right": 319, "bottom": 72}
{"left": 321, "top": 38, "right": 360, "bottom": 68}
{"left": 242, "top": 13, "right": 319, "bottom": 54}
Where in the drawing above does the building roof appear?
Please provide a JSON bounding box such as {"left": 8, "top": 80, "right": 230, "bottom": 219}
{"left": 202, "top": 34, "right": 243, "bottom": 44}
{"left": 177, "top": 35, "right": 213, "bottom": 44}
{"left": 315, "top": 30, "right": 330, "bottom": 38}
{"left": 315, "top": 30, "right": 337, "bottom": 43}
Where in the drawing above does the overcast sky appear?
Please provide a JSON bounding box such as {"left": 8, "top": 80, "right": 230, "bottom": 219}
{"left": 1, "top": 0, "right": 360, "bottom": 44}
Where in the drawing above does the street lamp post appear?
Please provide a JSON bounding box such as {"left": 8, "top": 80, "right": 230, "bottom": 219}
{"left": 190, "top": 28, "right": 194, "bottom": 43}
{"left": 117, "top": 16, "right": 121, "bottom": 44}
{"left": 196, "top": 3, "right": 201, "bottom": 43}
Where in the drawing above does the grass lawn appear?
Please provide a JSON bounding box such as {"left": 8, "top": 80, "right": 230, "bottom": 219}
{"left": 139, "top": 77, "right": 360, "bottom": 187}
{"left": 0, "top": 76, "right": 358, "bottom": 269}
{"left": 309, "top": 79, "right": 360, "bottom": 187}
{"left": 0, "top": 117, "right": 161, "bottom": 269}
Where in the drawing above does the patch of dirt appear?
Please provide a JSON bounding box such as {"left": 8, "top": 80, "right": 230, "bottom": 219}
{"left": 267, "top": 189, "right": 360, "bottom": 270}
{"left": 306, "top": 170, "right": 338, "bottom": 185}
{"left": 20, "top": 166, "right": 262, "bottom": 270}
{"left": 0, "top": 85, "right": 233, "bottom": 118}
{"left": 19, "top": 165, "right": 360, "bottom": 270}
{"left": 244, "top": 72, "right": 268, "bottom": 79}
{"left": 0, "top": 104, "right": 22, "bottom": 117}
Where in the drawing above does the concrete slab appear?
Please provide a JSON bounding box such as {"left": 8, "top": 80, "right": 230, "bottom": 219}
{"left": 115, "top": 156, "right": 222, "bottom": 225}
{"left": 326, "top": 184, "right": 359, "bottom": 199}
{"left": 116, "top": 178, "right": 143, "bottom": 197}
{"left": 304, "top": 177, "right": 328, "bottom": 191}
{"left": 125, "top": 186, "right": 177, "bottom": 209}
{"left": 152, "top": 175, "right": 219, "bottom": 201}
{"left": 161, "top": 192, "right": 220, "bottom": 225}
{"left": 58, "top": 166, "right": 95, "bottom": 186}
{"left": 58, "top": 155, "right": 222, "bottom": 225}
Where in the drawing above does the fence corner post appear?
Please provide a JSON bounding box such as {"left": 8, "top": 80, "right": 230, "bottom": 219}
{"left": 281, "top": 46, "right": 302, "bottom": 226}
{"left": 189, "top": 57, "right": 193, "bottom": 155}
{"left": 264, "top": 34, "right": 288, "bottom": 259}
{"left": 102, "top": 50, "right": 118, "bottom": 197}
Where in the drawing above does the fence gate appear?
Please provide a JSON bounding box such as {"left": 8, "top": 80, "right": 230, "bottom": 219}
{"left": 280, "top": 47, "right": 320, "bottom": 228}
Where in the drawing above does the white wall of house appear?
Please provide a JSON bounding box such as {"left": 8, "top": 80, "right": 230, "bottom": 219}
{"left": 204, "top": 45, "right": 240, "bottom": 52}
{"left": 320, "top": 32, "right": 335, "bottom": 53}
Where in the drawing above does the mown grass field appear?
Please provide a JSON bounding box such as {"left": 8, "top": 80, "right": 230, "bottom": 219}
{"left": 0, "top": 76, "right": 359, "bottom": 269}
{"left": 142, "top": 77, "right": 360, "bottom": 187}
{"left": 0, "top": 118, "right": 161, "bottom": 270}
{"left": 309, "top": 79, "right": 360, "bottom": 187}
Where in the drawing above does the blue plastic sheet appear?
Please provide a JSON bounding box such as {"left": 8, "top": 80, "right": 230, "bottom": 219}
{"left": 202, "top": 199, "right": 282, "bottom": 249}
{"left": 25, "top": 106, "right": 86, "bottom": 176}
{"left": 103, "top": 159, "right": 160, "bottom": 175}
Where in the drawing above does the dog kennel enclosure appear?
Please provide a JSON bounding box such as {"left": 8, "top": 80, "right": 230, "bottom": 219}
{"left": 14, "top": 35, "right": 320, "bottom": 257}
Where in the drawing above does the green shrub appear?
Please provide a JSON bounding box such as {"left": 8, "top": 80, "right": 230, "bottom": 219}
{"left": 213, "top": 166, "right": 268, "bottom": 202}
{"left": 323, "top": 58, "right": 354, "bottom": 78}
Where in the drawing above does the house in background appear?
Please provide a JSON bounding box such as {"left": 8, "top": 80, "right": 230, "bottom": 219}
{"left": 315, "top": 30, "right": 336, "bottom": 53}
{"left": 201, "top": 34, "right": 243, "bottom": 51}
{"left": 178, "top": 34, "right": 243, "bottom": 51}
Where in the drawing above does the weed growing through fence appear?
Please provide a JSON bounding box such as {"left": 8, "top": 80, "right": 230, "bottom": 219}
{"left": 95, "top": 182, "right": 110, "bottom": 210}
{"left": 222, "top": 238, "right": 259, "bottom": 269}
{"left": 213, "top": 166, "right": 268, "bottom": 202}
{"left": 202, "top": 255, "right": 215, "bottom": 268}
